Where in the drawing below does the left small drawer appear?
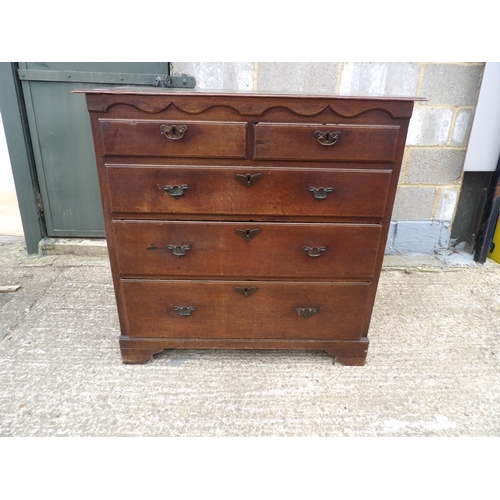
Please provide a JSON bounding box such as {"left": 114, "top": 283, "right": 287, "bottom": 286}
{"left": 100, "top": 119, "right": 247, "bottom": 159}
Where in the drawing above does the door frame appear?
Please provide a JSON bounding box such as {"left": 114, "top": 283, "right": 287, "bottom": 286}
{"left": 0, "top": 62, "right": 45, "bottom": 253}
{"left": 0, "top": 62, "right": 170, "bottom": 253}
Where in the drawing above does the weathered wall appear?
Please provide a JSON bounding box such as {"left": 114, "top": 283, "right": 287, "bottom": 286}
{"left": 0, "top": 113, "right": 16, "bottom": 192}
{"left": 174, "top": 62, "right": 485, "bottom": 254}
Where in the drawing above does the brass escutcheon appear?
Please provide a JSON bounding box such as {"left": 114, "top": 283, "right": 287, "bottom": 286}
{"left": 235, "top": 173, "right": 262, "bottom": 187}
{"left": 235, "top": 228, "right": 261, "bottom": 242}
{"left": 314, "top": 130, "right": 341, "bottom": 146}
{"left": 235, "top": 286, "right": 258, "bottom": 298}
{"left": 160, "top": 124, "right": 188, "bottom": 140}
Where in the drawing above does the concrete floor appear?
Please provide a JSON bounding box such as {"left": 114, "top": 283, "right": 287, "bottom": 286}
{"left": 0, "top": 236, "right": 499, "bottom": 437}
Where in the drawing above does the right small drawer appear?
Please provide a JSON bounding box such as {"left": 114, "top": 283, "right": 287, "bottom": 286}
{"left": 253, "top": 123, "right": 400, "bottom": 162}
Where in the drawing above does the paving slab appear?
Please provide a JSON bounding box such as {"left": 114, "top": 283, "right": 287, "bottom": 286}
{"left": 0, "top": 238, "right": 499, "bottom": 436}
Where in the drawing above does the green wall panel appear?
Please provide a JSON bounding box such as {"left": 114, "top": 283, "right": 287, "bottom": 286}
{"left": 18, "top": 62, "right": 168, "bottom": 237}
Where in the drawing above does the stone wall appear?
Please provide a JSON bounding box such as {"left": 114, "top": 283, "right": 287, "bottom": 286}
{"left": 173, "top": 62, "right": 485, "bottom": 254}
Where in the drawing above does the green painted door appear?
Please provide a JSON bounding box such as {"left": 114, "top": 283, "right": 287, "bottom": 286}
{"left": 18, "top": 62, "right": 168, "bottom": 237}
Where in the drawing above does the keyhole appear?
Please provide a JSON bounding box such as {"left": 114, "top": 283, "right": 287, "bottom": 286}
{"left": 171, "top": 125, "right": 177, "bottom": 135}
{"left": 246, "top": 230, "right": 251, "bottom": 237}
{"left": 246, "top": 174, "right": 252, "bottom": 186}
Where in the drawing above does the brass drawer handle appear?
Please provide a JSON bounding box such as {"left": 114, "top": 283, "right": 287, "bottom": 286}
{"left": 174, "top": 306, "right": 196, "bottom": 316}
{"left": 167, "top": 244, "right": 191, "bottom": 257}
{"left": 236, "top": 173, "right": 262, "bottom": 187}
{"left": 235, "top": 228, "right": 261, "bottom": 242}
{"left": 296, "top": 307, "right": 318, "bottom": 319}
{"left": 302, "top": 246, "right": 327, "bottom": 258}
{"left": 235, "top": 286, "right": 258, "bottom": 298}
{"left": 308, "top": 186, "right": 334, "bottom": 201}
{"left": 160, "top": 124, "right": 187, "bottom": 140}
{"left": 162, "top": 184, "right": 189, "bottom": 199}
{"left": 314, "top": 130, "right": 341, "bottom": 146}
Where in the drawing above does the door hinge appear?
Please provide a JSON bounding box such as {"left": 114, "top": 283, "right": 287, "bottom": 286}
{"left": 154, "top": 74, "right": 196, "bottom": 89}
{"left": 36, "top": 192, "right": 44, "bottom": 216}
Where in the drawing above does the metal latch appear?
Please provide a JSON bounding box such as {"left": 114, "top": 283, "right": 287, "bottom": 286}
{"left": 35, "top": 192, "right": 44, "bottom": 216}
{"left": 154, "top": 74, "right": 196, "bottom": 88}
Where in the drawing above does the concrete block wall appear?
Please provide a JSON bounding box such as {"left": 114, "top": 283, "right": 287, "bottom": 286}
{"left": 173, "top": 62, "right": 485, "bottom": 254}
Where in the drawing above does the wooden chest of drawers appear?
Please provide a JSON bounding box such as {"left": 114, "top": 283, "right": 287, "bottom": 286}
{"left": 80, "top": 88, "right": 418, "bottom": 365}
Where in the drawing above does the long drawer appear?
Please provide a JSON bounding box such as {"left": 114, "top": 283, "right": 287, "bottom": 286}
{"left": 121, "top": 280, "right": 371, "bottom": 340}
{"left": 112, "top": 220, "right": 382, "bottom": 279}
{"left": 106, "top": 165, "right": 392, "bottom": 218}
{"left": 254, "top": 123, "right": 400, "bottom": 162}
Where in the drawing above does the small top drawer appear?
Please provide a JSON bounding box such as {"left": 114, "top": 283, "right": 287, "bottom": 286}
{"left": 100, "top": 119, "right": 247, "bottom": 159}
{"left": 254, "top": 123, "right": 400, "bottom": 162}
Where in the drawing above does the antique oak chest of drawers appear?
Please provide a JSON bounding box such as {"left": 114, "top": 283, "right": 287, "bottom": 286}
{"left": 80, "top": 88, "right": 418, "bottom": 365}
